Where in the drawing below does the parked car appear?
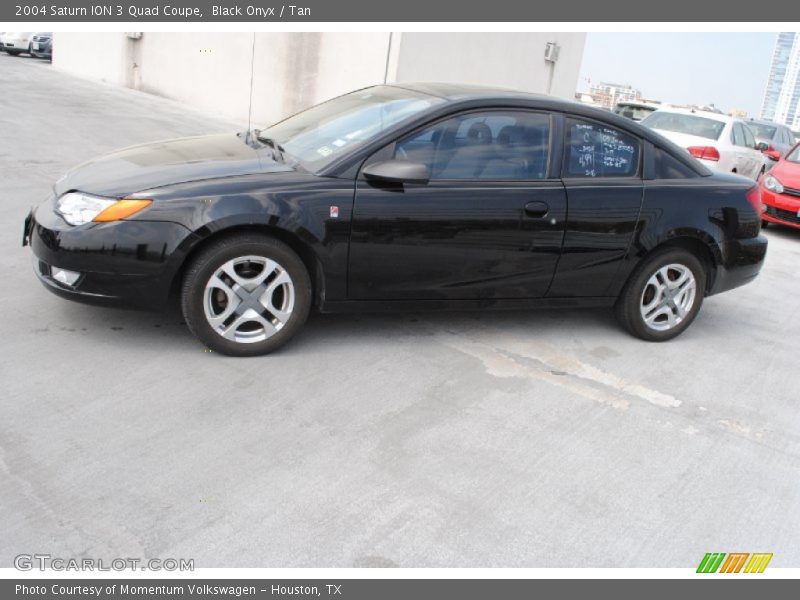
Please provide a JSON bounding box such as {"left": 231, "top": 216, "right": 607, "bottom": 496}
{"left": 30, "top": 32, "right": 52, "bottom": 59}
{"left": 747, "top": 118, "right": 796, "bottom": 170}
{"left": 641, "top": 108, "right": 766, "bottom": 180}
{"left": 760, "top": 141, "right": 800, "bottom": 229}
{"left": 1, "top": 31, "right": 35, "bottom": 56}
{"left": 23, "top": 84, "right": 767, "bottom": 355}
{"left": 613, "top": 100, "right": 660, "bottom": 122}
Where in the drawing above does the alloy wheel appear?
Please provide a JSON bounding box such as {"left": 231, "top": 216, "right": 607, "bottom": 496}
{"left": 203, "top": 255, "right": 295, "bottom": 344}
{"left": 639, "top": 263, "right": 697, "bottom": 332}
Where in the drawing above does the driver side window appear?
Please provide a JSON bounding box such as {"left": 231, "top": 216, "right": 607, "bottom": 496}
{"left": 394, "top": 111, "right": 552, "bottom": 180}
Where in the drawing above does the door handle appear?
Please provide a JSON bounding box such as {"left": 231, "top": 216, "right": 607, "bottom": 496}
{"left": 524, "top": 201, "right": 549, "bottom": 218}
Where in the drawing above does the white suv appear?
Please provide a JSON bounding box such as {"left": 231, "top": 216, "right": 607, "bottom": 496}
{"left": 1, "top": 32, "right": 35, "bottom": 56}
{"left": 641, "top": 108, "right": 766, "bottom": 180}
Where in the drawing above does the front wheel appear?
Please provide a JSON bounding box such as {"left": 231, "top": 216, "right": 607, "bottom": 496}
{"left": 181, "top": 234, "right": 312, "bottom": 356}
{"left": 615, "top": 248, "right": 706, "bottom": 342}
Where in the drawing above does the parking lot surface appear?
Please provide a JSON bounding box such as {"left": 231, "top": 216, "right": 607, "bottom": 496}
{"left": 2, "top": 54, "right": 799, "bottom": 568}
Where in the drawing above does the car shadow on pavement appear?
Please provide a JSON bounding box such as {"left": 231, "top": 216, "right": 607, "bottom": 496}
{"left": 763, "top": 223, "right": 800, "bottom": 242}
{"left": 50, "top": 300, "right": 624, "bottom": 356}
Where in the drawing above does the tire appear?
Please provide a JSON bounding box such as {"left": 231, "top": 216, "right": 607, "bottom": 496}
{"left": 6, "top": 50, "right": 20, "bottom": 56}
{"left": 181, "top": 233, "right": 312, "bottom": 357}
{"left": 615, "top": 247, "right": 707, "bottom": 342}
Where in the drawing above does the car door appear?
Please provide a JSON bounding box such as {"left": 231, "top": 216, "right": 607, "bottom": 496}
{"left": 347, "top": 109, "right": 567, "bottom": 300}
{"left": 740, "top": 123, "right": 760, "bottom": 178}
{"left": 547, "top": 116, "right": 645, "bottom": 297}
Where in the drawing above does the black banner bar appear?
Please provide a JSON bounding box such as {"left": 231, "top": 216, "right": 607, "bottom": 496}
{"left": 3, "top": 0, "right": 800, "bottom": 22}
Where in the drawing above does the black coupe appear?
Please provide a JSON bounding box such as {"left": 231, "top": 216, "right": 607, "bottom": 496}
{"left": 24, "top": 83, "right": 768, "bottom": 356}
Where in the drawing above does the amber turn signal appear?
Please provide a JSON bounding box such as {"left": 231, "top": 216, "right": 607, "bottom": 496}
{"left": 93, "top": 199, "right": 153, "bottom": 222}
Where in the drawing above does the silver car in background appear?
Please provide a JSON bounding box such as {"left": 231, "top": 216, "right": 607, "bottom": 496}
{"left": 641, "top": 108, "right": 766, "bottom": 180}
{"left": 747, "top": 119, "right": 797, "bottom": 171}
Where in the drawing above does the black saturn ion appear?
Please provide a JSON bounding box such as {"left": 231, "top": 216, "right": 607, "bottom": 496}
{"left": 23, "top": 83, "right": 768, "bottom": 356}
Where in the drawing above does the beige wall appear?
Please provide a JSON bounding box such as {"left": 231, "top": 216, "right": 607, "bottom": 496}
{"left": 392, "top": 33, "right": 586, "bottom": 100}
{"left": 52, "top": 32, "right": 586, "bottom": 126}
{"left": 53, "top": 32, "right": 392, "bottom": 126}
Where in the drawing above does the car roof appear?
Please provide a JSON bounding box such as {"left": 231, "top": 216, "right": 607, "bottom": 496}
{"left": 323, "top": 83, "right": 713, "bottom": 177}
{"left": 385, "top": 82, "right": 635, "bottom": 125}
{"left": 615, "top": 100, "right": 660, "bottom": 108}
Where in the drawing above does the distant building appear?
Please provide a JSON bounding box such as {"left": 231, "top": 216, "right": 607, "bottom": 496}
{"left": 587, "top": 81, "right": 642, "bottom": 109}
{"left": 729, "top": 108, "right": 748, "bottom": 118}
{"left": 760, "top": 32, "right": 800, "bottom": 129}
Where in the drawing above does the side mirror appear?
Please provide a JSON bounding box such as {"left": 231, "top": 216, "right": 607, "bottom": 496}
{"left": 766, "top": 149, "right": 782, "bottom": 161}
{"left": 362, "top": 160, "right": 430, "bottom": 185}
{"left": 756, "top": 141, "right": 769, "bottom": 151}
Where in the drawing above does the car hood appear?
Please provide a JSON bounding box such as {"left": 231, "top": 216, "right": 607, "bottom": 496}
{"left": 53, "top": 133, "right": 293, "bottom": 198}
{"left": 771, "top": 160, "right": 800, "bottom": 188}
{"left": 649, "top": 128, "right": 725, "bottom": 152}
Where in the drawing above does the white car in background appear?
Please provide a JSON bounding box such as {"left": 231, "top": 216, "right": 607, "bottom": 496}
{"left": 641, "top": 108, "right": 766, "bottom": 180}
{"left": 1, "top": 31, "right": 35, "bottom": 56}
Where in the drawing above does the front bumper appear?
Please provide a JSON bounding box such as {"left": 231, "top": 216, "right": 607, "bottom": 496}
{"left": 4, "top": 39, "right": 30, "bottom": 51}
{"left": 24, "top": 203, "right": 198, "bottom": 310}
{"left": 761, "top": 186, "right": 800, "bottom": 229}
{"left": 30, "top": 40, "right": 52, "bottom": 57}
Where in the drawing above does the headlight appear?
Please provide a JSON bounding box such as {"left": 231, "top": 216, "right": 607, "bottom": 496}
{"left": 763, "top": 175, "right": 784, "bottom": 194}
{"left": 55, "top": 192, "right": 152, "bottom": 226}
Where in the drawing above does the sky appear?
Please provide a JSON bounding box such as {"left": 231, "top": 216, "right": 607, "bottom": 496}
{"left": 578, "top": 32, "right": 778, "bottom": 116}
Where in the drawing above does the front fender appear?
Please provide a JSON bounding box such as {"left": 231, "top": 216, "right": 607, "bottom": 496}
{"left": 128, "top": 172, "right": 355, "bottom": 301}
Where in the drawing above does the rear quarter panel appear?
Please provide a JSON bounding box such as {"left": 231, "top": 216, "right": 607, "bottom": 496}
{"left": 608, "top": 175, "right": 759, "bottom": 296}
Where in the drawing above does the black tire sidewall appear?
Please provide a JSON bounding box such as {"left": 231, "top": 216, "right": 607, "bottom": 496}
{"left": 181, "top": 235, "right": 311, "bottom": 357}
{"left": 618, "top": 248, "right": 706, "bottom": 342}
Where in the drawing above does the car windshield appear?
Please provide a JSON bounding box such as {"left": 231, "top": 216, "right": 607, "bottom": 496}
{"left": 641, "top": 112, "right": 726, "bottom": 141}
{"left": 786, "top": 144, "right": 800, "bottom": 163}
{"left": 614, "top": 104, "right": 656, "bottom": 121}
{"left": 257, "top": 86, "right": 444, "bottom": 172}
{"left": 748, "top": 122, "right": 777, "bottom": 139}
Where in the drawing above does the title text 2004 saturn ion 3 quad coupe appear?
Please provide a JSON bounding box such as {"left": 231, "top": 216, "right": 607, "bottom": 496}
{"left": 23, "top": 84, "right": 768, "bottom": 356}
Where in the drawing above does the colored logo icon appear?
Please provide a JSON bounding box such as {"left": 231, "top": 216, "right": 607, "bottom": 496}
{"left": 697, "top": 553, "right": 773, "bottom": 573}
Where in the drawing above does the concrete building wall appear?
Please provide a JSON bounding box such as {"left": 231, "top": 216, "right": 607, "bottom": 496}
{"left": 392, "top": 32, "right": 586, "bottom": 100}
{"left": 52, "top": 32, "right": 586, "bottom": 127}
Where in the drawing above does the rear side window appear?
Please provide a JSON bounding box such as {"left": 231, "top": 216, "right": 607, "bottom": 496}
{"left": 742, "top": 124, "right": 756, "bottom": 148}
{"left": 653, "top": 147, "right": 699, "bottom": 179}
{"left": 642, "top": 112, "right": 725, "bottom": 141}
{"left": 732, "top": 123, "right": 746, "bottom": 147}
{"left": 563, "top": 119, "right": 640, "bottom": 178}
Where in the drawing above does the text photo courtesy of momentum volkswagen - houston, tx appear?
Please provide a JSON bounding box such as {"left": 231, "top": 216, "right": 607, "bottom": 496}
{"left": 1, "top": 0, "right": 800, "bottom": 596}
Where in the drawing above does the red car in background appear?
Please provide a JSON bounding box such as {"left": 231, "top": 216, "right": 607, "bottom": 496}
{"left": 761, "top": 142, "right": 800, "bottom": 230}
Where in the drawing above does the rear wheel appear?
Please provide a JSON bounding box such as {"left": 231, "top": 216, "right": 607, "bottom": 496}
{"left": 615, "top": 247, "right": 706, "bottom": 342}
{"left": 181, "top": 234, "right": 312, "bottom": 356}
